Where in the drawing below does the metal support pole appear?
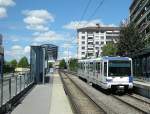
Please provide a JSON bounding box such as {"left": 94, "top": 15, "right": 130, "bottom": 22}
{"left": 24, "top": 74, "right": 25, "bottom": 89}
{"left": 27, "top": 74, "right": 29, "bottom": 86}
{"left": 15, "top": 77, "right": 17, "bottom": 95}
{"left": 20, "top": 76, "right": 21, "bottom": 92}
{"left": 1, "top": 79, "right": 3, "bottom": 106}
{"left": 9, "top": 79, "right": 11, "bottom": 100}
{"left": 43, "top": 48, "right": 45, "bottom": 84}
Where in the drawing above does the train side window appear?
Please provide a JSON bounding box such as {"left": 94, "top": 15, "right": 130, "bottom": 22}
{"left": 104, "top": 62, "right": 107, "bottom": 76}
{"left": 100, "top": 62, "right": 102, "bottom": 74}
{"left": 147, "top": 57, "right": 150, "bottom": 73}
{"left": 96, "top": 62, "right": 100, "bottom": 73}
{"left": 90, "top": 62, "right": 93, "bottom": 71}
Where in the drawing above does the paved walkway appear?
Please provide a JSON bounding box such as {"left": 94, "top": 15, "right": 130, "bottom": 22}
{"left": 11, "top": 72, "right": 73, "bottom": 114}
{"left": 49, "top": 73, "right": 73, "bottom": 114}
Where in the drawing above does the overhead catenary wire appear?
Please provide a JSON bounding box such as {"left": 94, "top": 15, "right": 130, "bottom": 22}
{"left": 77, "top": 0, "right": 92, "bottom": 28}
{"left": 70, "top": 0, "right": 105, "bottom": 44}
{"left": 81, "top": 0, "right": 105, "bottom": 28}
{"left": 64, "top": 0, "right": 105, "bottom": 58}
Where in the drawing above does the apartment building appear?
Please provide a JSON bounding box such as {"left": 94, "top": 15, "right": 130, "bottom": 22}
{"left": 77, "top": 25, "right": 120, "bottom": 59}
{"left": 130, "top": 0, "right": 150, "bottom": 38}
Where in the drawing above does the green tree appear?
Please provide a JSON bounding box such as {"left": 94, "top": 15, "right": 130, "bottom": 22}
{"left": 3, "top": 60, "right": 14, "bottom": 73}
{"left": 101, "top": 42, "right": 118, "bottom": 56}
{"left": 69, "top": 59, "right": 78, "bottom": 72}
{"left": 117, "top": 22, "right": 145, "bottom": 56}
{"left": 10, "top": 59, "right": 17, "bottom": 68}
{"left": 48, "top": 62, "right": 53, "bottom": 68}
{"left": 18, "top": 56, "right": 29, "bottom": 68}
{"left": 59, "top": 59, "right": 67, "bottom": 69}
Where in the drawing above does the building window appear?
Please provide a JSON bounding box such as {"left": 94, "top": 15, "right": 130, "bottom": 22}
{"left": 88, "top": 42, "right": 93, "bottom": 45}
{"left": 88, "top": 53, "right": 93, "bottom": 56}
{"left": 106, "top": 36, "right": 112, "bottom": 40}
{"left": 88, "top": 48, "right": 93, "bottom": 50}
{"left": 106, "top": 41, "right": 110, "bottom": 44}
{"left": 101, "top": 42, "right": 104, "bottom": 44}
{"left": 101, "top": 36, "right": 104, "bottom": 39}
{"left": 88, "top": 37, "right": 93, "bottom": 39}
{"left": 88, "top": 32, "right": 93, "bottom": 34}
{"left": 82, "top": 31, "right": 85, "bottom": 34}
{"left": 101, "top": 31, "right": 104, "bottom": 33}
{"left": 95, "top": 42, "right": 99, "bottom": 45}
{"left": 82, "top": 52, "right": 85, "bottom": 55}
{"left": 96, "top": 47, "right": 99, "bottom": 50}
{"left": 82, "top": 41, "right": 85, "bottom": 44}
{"left": 82, "top": 36, "right": 85, "bottom": 39}
{"left": 82, "top": 47, "right": 85, "bottom": 49}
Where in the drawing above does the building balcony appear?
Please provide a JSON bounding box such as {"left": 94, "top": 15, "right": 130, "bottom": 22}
{"left": 136, "top": 9, "right": 150, "bottom": 26}
{"left": 131, "top": 0, "right": 149, "bottom": 23}
{"left": 130, "top": 0, "right": 142, "bottom": 15}
{"left": 87, "top": 48, "right": 94, "bottom": 51}
{"left": 88, "top": 39, "right": 94, "bottom": 43}
{"left": 87, "top": 33, "right": 94, "bottom": 37}
{"left": 139, "top": 21, "right": 150, "bottom": 33}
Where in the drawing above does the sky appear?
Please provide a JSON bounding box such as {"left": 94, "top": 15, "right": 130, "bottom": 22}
{"left": 0, "top": 0, "right": 132, "bottom": 61}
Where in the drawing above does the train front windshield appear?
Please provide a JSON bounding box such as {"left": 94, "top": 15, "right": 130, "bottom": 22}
{"left": 108, "top": 60, "right": 131, "bottom": 77}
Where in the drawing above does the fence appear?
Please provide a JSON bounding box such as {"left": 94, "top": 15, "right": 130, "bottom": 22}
{"left": 0, "top": 72, "right": 34, "bottom": 108}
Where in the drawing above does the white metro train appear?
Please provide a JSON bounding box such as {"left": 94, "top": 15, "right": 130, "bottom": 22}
{"left": 77, "top": 56, "right": 133, "bottom": 92}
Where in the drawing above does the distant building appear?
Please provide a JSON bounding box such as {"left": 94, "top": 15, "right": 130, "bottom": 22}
{"left": 129, "top": 0, "right": 150, "bottom": 38}
{"left": 77, "top": 25, "right": 120, "bottom": 59}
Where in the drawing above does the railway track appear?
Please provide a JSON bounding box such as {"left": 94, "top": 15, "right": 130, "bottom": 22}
{"left": 60, "top": 71, "right": 106, "bottom": 114}
{"left": 127, "top": 94, "right": 150, "bottom": 104}
{"left": 62, "top": 71, "right": 150, "bottom": 114}
{"left": 112, "top": 95, "right": 150, "bottom": 114}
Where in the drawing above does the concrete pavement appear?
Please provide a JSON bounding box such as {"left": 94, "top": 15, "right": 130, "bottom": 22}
{"left": 49, "top": 73, "right": 73, "bottom": 114}
{"left": 11, "top": 72, "right": 73, "bottom": 114}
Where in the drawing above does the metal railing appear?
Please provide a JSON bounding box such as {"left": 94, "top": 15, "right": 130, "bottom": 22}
{"left": 0, "top": 72, "right": 34, "bottom": 108}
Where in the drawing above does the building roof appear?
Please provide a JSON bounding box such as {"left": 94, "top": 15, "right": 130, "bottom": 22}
{"left": 31, "top": 44, "right": 58, "bottom": 60}
{"left": 77, "top": 26, "right": 120, "bottom": 32}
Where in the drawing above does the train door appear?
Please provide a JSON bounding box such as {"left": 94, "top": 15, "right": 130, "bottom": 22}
{"left": 93, "top": 61, "right": 96, "bottom": 83}
{"left": 87, "top": 62, "right": 90, "bottom": 81}
{"left": 89, "top": 62, "right": 93, "bottom": 82}
{"left": 95, "top": 61, "right": 100, "bottom": 84}
{"left": 102, "top": 61, "right": 108, "bottom": 84}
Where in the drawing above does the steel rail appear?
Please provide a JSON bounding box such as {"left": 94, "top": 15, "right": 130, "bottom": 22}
{"left": 62, "top": 71, "right": 109, "bottom": 114}
{"left": 112, "top": 95, "right": 148, "bottom": 114}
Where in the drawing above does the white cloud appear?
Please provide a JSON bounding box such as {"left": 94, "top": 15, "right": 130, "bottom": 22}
{"left": 24, "top": 46, "right": 30, "bottom": 53}
{"left": 0, "top": 7, "right": 6, "bottom": 18}
{"left": 23, "top": 10, "right": 54, "bottom": 22}
{"left": 23, "top": 9, "right": 54, "bottom": 32}
{"left": 63, "top": 19, "right": 117, "bottom": 30}
{"left": 0, "top": 0, "right": 15, "bottom": 7}
{"left": 11, "top": 45, "right": 23, "bottom": 50}
{"left": 33, "top": 31, "right": 64, "bottom": 42}
{"left": 26, "top": 25, "right": 49, "bottom": 32}
{"left": 5, "top": 45, "right": 30, "bottom": 60}
{"left": 0, "top": 0, "right": 15, "bottom": 19}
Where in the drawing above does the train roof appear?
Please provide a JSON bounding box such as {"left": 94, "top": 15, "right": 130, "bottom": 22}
{"left": 78, "top": 56, "right": 132, "bottom": 62}
{"left": 102, "top": 56, "right": 132, "bottom": 61}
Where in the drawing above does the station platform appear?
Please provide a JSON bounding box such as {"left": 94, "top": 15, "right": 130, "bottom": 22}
{"left": 133, "top": 80, "right": 150, "bottom": 98}
{"left": 11, "top": 72, "right": 73, "bottom": 114}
